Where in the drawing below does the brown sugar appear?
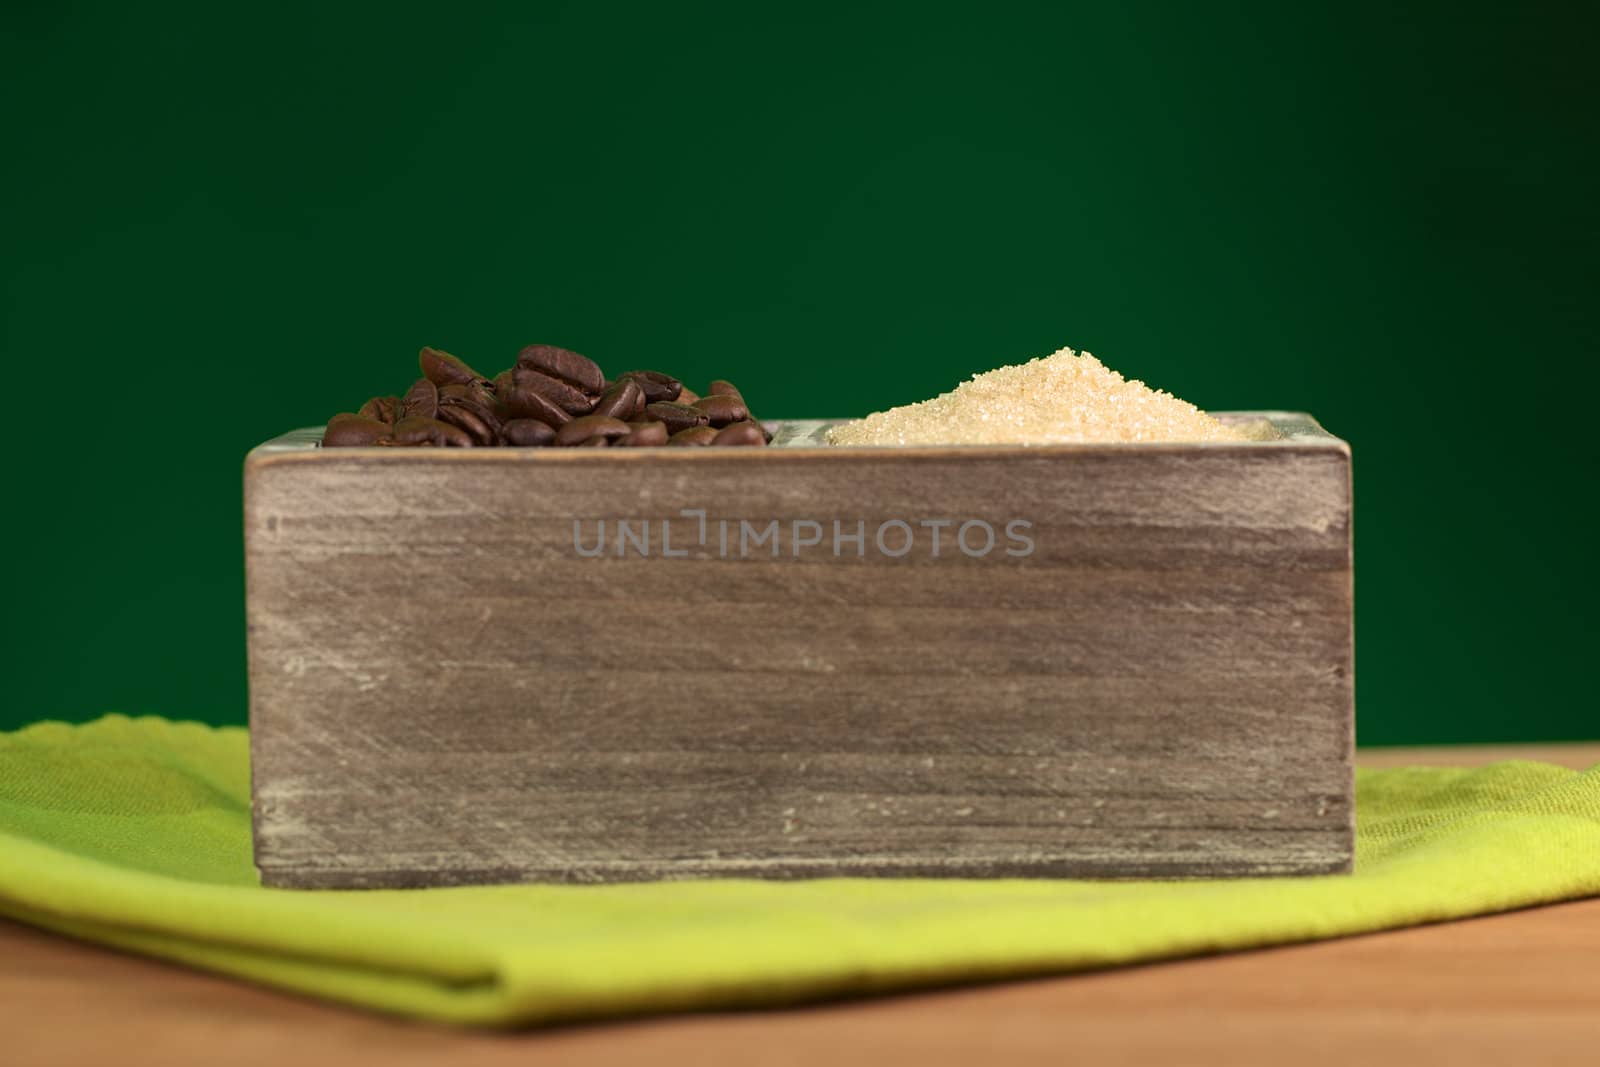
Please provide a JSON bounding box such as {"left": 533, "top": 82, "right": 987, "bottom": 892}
{"left": 826, "top": 346, "right": 1248, "bottom": 446}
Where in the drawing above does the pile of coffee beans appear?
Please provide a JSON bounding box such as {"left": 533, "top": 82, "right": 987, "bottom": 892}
{"left": 322, "top": 345, "right": 771, "bottom": 449}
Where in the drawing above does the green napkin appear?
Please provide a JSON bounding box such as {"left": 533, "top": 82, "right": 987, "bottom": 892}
{"left": 3, "top": 716, "right": 1598, "bottom": 1027}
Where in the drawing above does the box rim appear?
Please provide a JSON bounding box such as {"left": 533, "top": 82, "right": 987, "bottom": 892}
{"left": 246, "top": 412, "right": 1349, "bottom": 468}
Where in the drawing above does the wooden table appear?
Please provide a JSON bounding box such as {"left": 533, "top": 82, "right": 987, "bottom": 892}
{"left": 7, "top": 744, "right": 1598, "bottom": 1066}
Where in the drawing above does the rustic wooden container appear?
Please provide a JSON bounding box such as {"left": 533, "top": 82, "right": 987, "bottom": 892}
{"left": 245, "top": 413, "right": 1353, "bottom": 888}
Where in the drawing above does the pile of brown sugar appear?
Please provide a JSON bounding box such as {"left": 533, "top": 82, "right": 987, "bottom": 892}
{"left": 826, "top": 346, "right": 1249, "bottom": 446}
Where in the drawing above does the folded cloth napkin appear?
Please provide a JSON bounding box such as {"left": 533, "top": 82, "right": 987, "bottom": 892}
{"left": 2, "top": 716, "right": 1598, "bottom": 1027}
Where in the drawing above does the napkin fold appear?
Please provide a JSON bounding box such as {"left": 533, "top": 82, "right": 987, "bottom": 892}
{"left": 3, "top": 715, "right": 1598, "bottom": 1027}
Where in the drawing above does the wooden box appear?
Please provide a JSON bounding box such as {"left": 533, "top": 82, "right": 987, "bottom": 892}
{"left": 244, "top": 413, "right": 1353, "bottom": 887}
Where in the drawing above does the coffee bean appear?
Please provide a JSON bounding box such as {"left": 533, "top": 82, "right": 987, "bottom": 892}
{"left": 501, "top": 419, "right": 557, "bottom": 447}
{"left": 437, "top": 400, "right": 501, "bottom": 446}
{"left": 439, "top": 381, "right": 495, "bottom": 407}
{"left": 743, "top": 410, "right": 774, "bottom": 442}
{"left": 711, "top": 421, "right": 767, "bottom": 447}
{"left": 693, "top": 393, "right": 749, "bottom": 427}
{"left": 516, "top": 344, "right": 605, "bottom": 395}
{"left": 389, "top": 416, "right": 474, "bottom": 447}
{"left": 358, "top": 396, "right": 399, "bottom": 424}
{"left": 616, "top": 420, "right": 669, "bottom": 447}
{"left": 439, "top": 386, "right": 497, "bottom": 419}
{"left": 554, "top": 414, "right": 632, "bottom": 447}
{"left": 419, "top": 347, "right": 488, "bottom": 389}
{"left": 438, "top": 395, "right": 499, "bottom": 441}
{"left": 513, "top": 367, "right": 597, "bottom": 415}
{"left": 592, "top": 379, "right": 645, "bottom": 421}
{"left": 496, "top": 382, "right": 572, "bottom": 427}
{"left": 617, "top": 370, "right": 682, "bottom": 403}
{"left": 667, "top": 425, "right": 718, "bottom": 446}
{"left": 644, "top": 401, "right": 708, "bottom": 434}
{"left": 322, "top": 414, "right": 392, "bottom": 447}
{"left": 438, "top": 383, "right": 492, "bottom": 412}
{"left": 327, "top": 345, "right": 763, "bottom": 451}
{"left": 400, "top": 378, "right": 438, "bottom": 421}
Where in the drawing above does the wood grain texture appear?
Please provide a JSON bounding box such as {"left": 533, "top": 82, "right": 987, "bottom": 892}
{"left": 244, "top": 414, "right": 1353, "bottom": 886}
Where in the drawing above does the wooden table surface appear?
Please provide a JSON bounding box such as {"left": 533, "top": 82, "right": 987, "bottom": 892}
{"left": 7, "top": 743, "right": 1599, "bottom": 1067}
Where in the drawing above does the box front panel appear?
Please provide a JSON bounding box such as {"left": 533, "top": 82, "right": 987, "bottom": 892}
{"left": 246, "top": 445, "right": 1352, "bottom": 884}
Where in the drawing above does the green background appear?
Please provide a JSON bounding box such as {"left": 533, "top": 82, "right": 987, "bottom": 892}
{"left": 3, "top": 2, "right": 1594, "bottom": 743}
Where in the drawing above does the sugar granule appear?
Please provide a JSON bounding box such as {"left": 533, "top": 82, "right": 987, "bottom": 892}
{"left": 825, "top": 346, "right": 1248, "bottom": 446}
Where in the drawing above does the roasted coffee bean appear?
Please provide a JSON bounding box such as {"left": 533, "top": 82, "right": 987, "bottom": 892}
{"left": 440, "top": 382, "right": 501, "bottom": 425}
{"left": 592, "top": 380, "right": 645, "bottom": 420}
{"left": 616, "top": 420, "right": 669, "bottom": 447}
{"left": 327, "top": 344, "right": 764, "bottom": 450}
{"left": 389, "top": 416, "right": 473, "bottom": 447}
{"left": 711, "top": 421, "right": 767, "bottom": 447}
{"left": 496, "top": 382, "right": 572, "bottom": 427}
{"left": 617, "top": 370, "right": 682, "bottom": 403}
{"left": 441, "top": 389, "right": 499, "bottom": 426}
{"left": 439, "top": 381, "right": 495, "bottom": 408}
{"left": 512, "top": 366, "right": 597, "bottom": 415}
{"left": 643, "top": 401, "right": 708, "bottom": 434}
{"left": 693, "top": 393, "right": 749, "bottom": 427}
{"left": 437, "top": 401, "right": 501, "bottom": 446}
{"left": 358, "top": 396, "right": 399, "bottom": 424}
{"left": 666, "top": 425, "right": 718, "bottom": 446}
{"left": 516, "top": 344, "right": 605, "bottom": 395}
{"left": 502, "top": 419, "right": 557, "bottom": 446}
{"left": 553, "top": 414, "right": 632, "bottom": 447}
{"left": 322, "top": 414, "right": 392, "bottom": 447}
{"left": 400, "top": 378, "right": 438, "bottom": 421}
{"left": 419, "top": 346, "right": 488, "bottom": 389}
{"left": 735, "top": 413, "right": 771, "bottom": 442}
